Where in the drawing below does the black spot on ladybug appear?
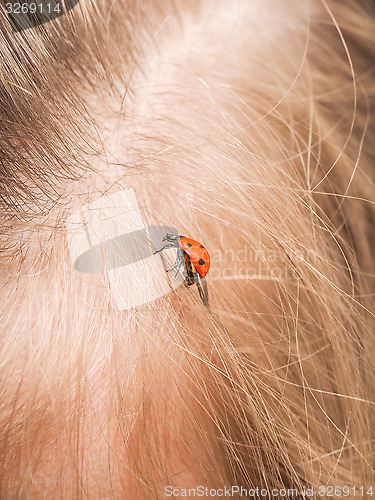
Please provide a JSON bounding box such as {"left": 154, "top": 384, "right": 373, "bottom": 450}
{"left": 186, "top": 243, "right": 192, "bottom": 247}
{"left": 198, "top": 258, "right": 205, "bottom": 266}
{"left": 200, "top": 245, "right": 204, "bottom": 248}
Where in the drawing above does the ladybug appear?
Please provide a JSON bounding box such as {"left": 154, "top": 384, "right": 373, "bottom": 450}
{"left": 154, "top": 233, "right": 210, "bottom": 307}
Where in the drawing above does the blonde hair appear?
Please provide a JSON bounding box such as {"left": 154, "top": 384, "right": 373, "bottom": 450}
{"left": 0, "top": 0, "right": 374, "bottom": 498}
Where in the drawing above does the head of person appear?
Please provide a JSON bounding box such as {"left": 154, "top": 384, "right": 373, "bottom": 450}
{"left": 0, "top": 0, "right": 374, "bottom": 498}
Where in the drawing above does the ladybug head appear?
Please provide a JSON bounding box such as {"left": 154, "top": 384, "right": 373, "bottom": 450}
{"left": 162, "top": 233, "right": 179, "bottom": 242}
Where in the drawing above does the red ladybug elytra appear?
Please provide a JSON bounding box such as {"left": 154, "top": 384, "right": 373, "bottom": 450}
{"left": 178, "top": 236, "right": 210, "bottom": 278}
{"left": 154, "top": 233, "right": 210, "bottom": 306}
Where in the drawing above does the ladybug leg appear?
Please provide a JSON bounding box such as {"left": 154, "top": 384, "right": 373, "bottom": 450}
{"left": 165, "top": 258, "right": 181, "bottom": 273}
{"left": 168, "top": 248, "right": 184, "bottom": 277}
{"left": 153, "top": 242, "right": 175, "bottom": 254}
{"left": 155, "top": 243, "right": 185, "bottom": 279}
{"left": 170, "top": 258, "right": 184, "bottom": 277}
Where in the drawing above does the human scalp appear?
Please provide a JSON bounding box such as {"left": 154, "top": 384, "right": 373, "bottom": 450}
{"left": 0, "top": 1, "right": 374, "bottom": 498}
